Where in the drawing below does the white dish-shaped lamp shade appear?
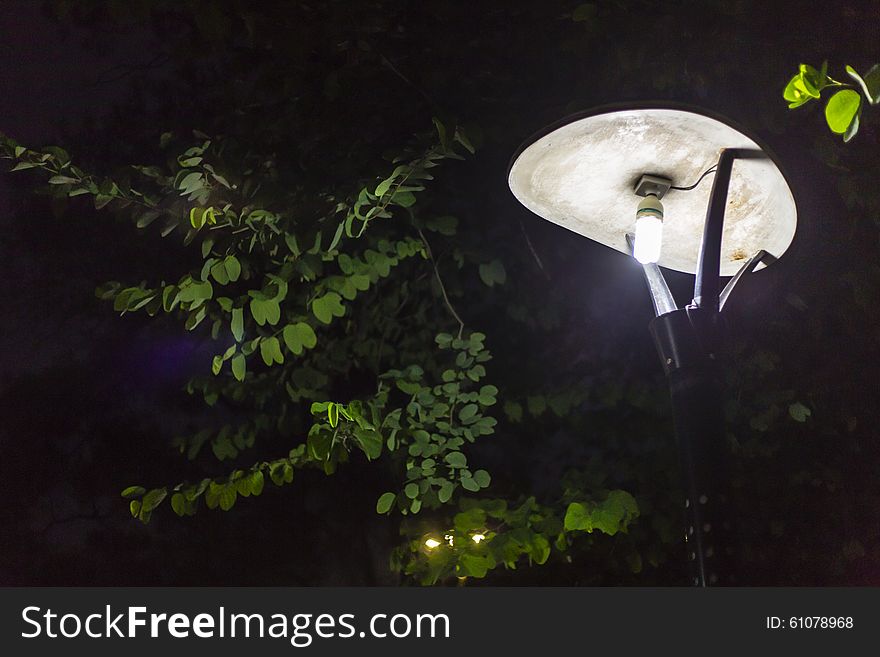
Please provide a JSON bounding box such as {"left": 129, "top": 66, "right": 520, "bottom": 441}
{"left": 508, "top": 105, "right": 797, "bottom": 275}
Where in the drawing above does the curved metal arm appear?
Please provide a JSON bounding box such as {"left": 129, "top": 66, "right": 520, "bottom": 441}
{"left": 718, "top": 250, "right": 778, "bottom": 312}
{"left": 693, "top": 148, "right": 768, "bottom": 312}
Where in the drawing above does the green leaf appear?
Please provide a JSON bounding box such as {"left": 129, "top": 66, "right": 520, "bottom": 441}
{"left": 454, "top": 508, "right": 486, "bottom": 532}
{"left": 312, "top": 292, "right": 345, "bottom": 324}
{"left": 350, "top": 274, "right": 370, "bottom": 291}
{"left": 234, "top": 474, "right": 252, "bottom": 497}
{"left": 783, "top": 67, "right": 820, "bottom": 108}
{"left": 308, "top": 431, "right": 332, "bottom": 462}
{"left": 825, "top": 89, "right": 861, "bottom": 134}
{"left": 136, "top": 210, "right": 161, "bottom": 228}
{"left": 527, "top": 395, "right": 546, "bottom": 416}
{"left": 140, "top": 488, "right": 167, "bottom": 514}
{"left": 231, "top": 308, "right": 244, "bottom": 341}
{"left": 591, "top": 490, "right": 639, "bottom": 535}
{"left": 445, "top": 451, "right": 467, "bottom": 468}
{"left": 48, "top": 175, "right": 78, "bottom": 185}
{"left": 178, "top": 156, "right": 202, "bottom": 168}
{"left": 478, "top": 259, "right": 506, "bottom": 287}
{"left": 844, "top": 108, "right": 861, "bottom": 143}
{"left": 432, "top": 117, "right": 449, "bottom": 149}
{"left": 861, "top": 64, "right": 880, "bottom": 103}
{"left": 457, "top": 554, "right": 491, "bottom": 578}
{"left": 224, "top": 256, "right": 241, "bottom": 282}
{"left": 189, "top": 206, "right": 208, "bottom": 229}
{"left": 259, "top": 336, "right": 284, "bottom": 365}
{"left": 178, "top": 171, "right": 202, "bottom": 193}
{"left": 376, "top": 492, "right": 396, "bottom": 514}
{"left": 210, "top": 260, "right": 229, "bottom": 285}
{"left": 264, "top": 299, "right": 281, "bottom": 325}
{"left": 285, "top": 233, "right": 301, "bottom": 257}
{"left": 788, "top": 401, "right": 811, "bottom": 422}
{"left": 250, "top": 471, "right": 265, "bottom": 496}
{"left": 472, "top": 469, "right": 491, "bottom": 488}
{"left": 846, "top": 65, "right": 873, "bottom": 104}
{"left": 460, "top": 476, "right": 480, "bottom": 492}
{"left": 328, "top": 221, "right": 345, "bottom": 251}
{"left": 375, "top": 176, "right": 395, "bottom": 197}
{"left": 310, "top": 401, "right": 331, "bottom": 415}
{"left": 530, "top": 535, "right": 551, "bottom": 565}
{"left": 844, "top": 63, "right": 880, "bottom": 105}
{"left": 120, "top": 486, "right": 146, "bottom": 499}
{"left": 404, "top": 482, "right": 420, "bottom": 499}
{"left": 177, "top": 279, "right": 213, "bottom": 305}
{"left": 283, "top": 322, "right": 317, "bottom": 355}
{"left": 438, "top": 481, "right": 454, "bottom": 503}
{"left": 170, "top": 493, "right": 186, "bottom": 516}
{"left": 454, "top": 128, "right": 475, "bottom": 155}
{"left": 219, "top": 486, "right": 237, "bottom": 511}
{"left": 459, "top": 403, "right": 479, "bottom": 422}
{"left": 564, "top": 502, "right": 593, "bottom": 532}
{"left": 391, "top": 190, "right": 416, "bottom": 207}
{"left": 250, "top": 298, "right": 267, "bottom": 325}
{"left": 504, "top": 400, "right": 523, "bottom": 422}
{"left": 162, "top": 285, "right": 179, "bottom": 311}
{"left": 797, "top": 63, "right": 822, "bottom": 97}
{"left": 354, "top": 428, "right": 382, "bottom": 460}
{"left": 231, "top": 353, "right": 246, "bottom": 381}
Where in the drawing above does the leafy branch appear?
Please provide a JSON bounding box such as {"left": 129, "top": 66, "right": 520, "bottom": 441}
{"left": 784, "top": 61, "right": 880, "bottom": 141}
{"left": 394, "top": 490, "right": 640, "bottom": 584}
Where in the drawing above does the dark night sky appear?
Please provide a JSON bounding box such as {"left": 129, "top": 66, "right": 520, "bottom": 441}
{"left": 0, "top": 1, "right": 162, "bottom": 381}
{"left": 1, "top": 0, "right": 879, "bottom": 586}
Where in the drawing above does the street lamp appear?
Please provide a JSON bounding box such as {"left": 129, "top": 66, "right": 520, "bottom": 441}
{"left": 507, "top": 104, "right": 798, "bottom": 586}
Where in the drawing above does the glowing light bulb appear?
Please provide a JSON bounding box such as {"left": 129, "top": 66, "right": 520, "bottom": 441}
{"left": 424, "top": 538, "right": 441, "bottom": 550}
{"left": 633, "top": 195, "right": 664, "bottom": 264}
{"left": 444, "top": 534, "right": 455, "bottom": 547}
{"left": 472, "top": 533, "right": 486, "bottom": 544}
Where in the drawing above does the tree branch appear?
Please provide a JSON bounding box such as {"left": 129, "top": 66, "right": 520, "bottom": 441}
{"left": 418, "top": 228, "right": 465, "bottom": 339}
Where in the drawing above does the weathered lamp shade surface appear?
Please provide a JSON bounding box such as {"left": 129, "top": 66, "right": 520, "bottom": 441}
{"left": 508, "top": 106, "right": 797, "bottom": 275}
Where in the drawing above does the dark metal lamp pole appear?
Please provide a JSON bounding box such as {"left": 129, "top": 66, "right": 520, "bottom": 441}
{"left": 628, "top": 148, "right": 777, "bottom": 587}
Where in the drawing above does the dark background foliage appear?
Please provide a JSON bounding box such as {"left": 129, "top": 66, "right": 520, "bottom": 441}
{"left": 1, "top": 0, "right": 878, "bottom": 585}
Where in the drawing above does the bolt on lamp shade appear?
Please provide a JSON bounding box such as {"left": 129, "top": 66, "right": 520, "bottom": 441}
{"left": 508, "top": 104, "right": 798, "bottom": 275}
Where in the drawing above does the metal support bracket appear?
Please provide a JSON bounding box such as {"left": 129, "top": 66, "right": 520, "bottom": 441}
{"left": 718, "top": 250, "right": 778, "bottom": 312}
{"left": 693, "top": 148, "right": 768, "bottom": 312}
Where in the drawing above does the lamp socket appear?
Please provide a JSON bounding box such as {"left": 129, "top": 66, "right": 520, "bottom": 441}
{"left": 634, "top": 174, "right": 672, "bottom": 199}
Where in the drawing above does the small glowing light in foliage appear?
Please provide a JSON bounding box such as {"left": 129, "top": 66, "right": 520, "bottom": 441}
{"left": 633, "top": 195, "right": 664, "bottom": 264}
{"left": 424, "top": 537, "right": 441, "bottom": 550}
{"left": 444, "top": 533, "right": 455, "bottom": 547}
{"left": 472, "top": 533, "right": 486, "bottom": 544}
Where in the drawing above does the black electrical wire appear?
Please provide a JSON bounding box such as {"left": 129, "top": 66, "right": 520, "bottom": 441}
{"left": 670, "top": 165, "right": 717, "bottom": 191}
